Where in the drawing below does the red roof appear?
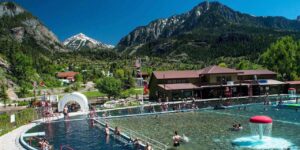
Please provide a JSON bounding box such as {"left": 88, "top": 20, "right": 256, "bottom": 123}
{"left": 286, "top": 81, "right": 300, "bottom": 85}
{"left": 57, "top": 72, "right": 79, "bottom": 78}
{"left": 153, "top": 66, "right": 276, "bottom": 79}
{"left": 198, "top": 65, "right": 241, "bottom": 74}
{"left": 158, "top": 83, "right": 200, "bottom": 90}
{"left": 238, "top": 70, "right": 276, "bottom": 76}
{"left": 153, "top": 70, "right": 199, "bottom": 79}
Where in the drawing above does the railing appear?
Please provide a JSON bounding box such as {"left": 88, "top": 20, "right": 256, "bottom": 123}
{"left": 94, "top": 118, "right": 169, "bottom": 150}
{"left": 120, "top": 125, "right": 168, "bottom": 150}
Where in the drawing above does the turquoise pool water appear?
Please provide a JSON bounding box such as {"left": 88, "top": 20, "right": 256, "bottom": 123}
{"left": 108, "top": 103, "right": 300, "bottom": 150}
{"left": 26, "top": 115, "right": 134, "bottom": 150}
{"left": 24, "top": 102, "right": 300, "bottom": 149}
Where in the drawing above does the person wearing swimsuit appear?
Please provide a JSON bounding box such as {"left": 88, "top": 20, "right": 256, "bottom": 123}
{"left": 173, "top": 131, "right": 181, "bottom": 147}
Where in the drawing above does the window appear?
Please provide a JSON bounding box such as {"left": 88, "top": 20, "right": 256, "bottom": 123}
{"left": 216, "top": 76, "right": 232, "bottom": 83}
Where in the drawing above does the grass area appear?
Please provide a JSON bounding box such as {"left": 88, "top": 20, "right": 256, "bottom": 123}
{"left": 0, "top": 108, "right": 38, "bottom": 136}
{"left": 82, "top": 91, "right": 106, "bottom": 99}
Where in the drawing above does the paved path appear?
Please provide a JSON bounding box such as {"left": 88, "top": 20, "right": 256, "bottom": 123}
{"left": 0, "top": 123, "right": 36, "bottom": 150}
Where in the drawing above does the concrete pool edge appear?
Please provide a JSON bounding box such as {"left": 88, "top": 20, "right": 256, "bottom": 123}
{"left": 19, "top": 123, "right": 40, "bottom": 150}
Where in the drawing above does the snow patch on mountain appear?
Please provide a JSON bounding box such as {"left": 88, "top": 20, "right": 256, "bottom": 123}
{"left": 63, "top": 33, "right": 114, "bottom": 50}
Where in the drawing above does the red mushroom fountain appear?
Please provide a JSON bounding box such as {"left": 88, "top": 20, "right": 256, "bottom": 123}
{"left": 232, "top": 115, "right": 294, "bottom": 149}
{"left": 249, "top": 116, "right": 272, "bottom": 140}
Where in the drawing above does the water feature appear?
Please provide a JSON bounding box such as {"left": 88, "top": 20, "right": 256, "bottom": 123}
{"left": 232, "top": 115, "right": 294, "bottom": 149}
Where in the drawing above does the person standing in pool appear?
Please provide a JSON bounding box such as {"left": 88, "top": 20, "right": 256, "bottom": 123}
{"left": 105, "top": 123, "right": 110, "bottom": 135}
{"left": 144, "top": 142, "right": 153, "bottom": 150}
{"left": 173, "top": 131, "right": 182, "bottom": 147}
{"left": 63, "top": 106, "right": 69, "bottom": 120}
{"left": 114, "top": 126, "right": 121, "bottom": 136}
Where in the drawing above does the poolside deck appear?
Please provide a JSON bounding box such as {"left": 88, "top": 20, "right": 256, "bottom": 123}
{"left": 0, "top": 122, "right": 36, "bottom": 150}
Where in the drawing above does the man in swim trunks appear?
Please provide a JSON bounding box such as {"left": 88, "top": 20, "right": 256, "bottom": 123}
{"left": 63, "top": 106, "right": 68, "bottom": 119}
{"left": 105, "top": 124, "right": 110, "bottom": 135}
{"left": 173, "top": 131, "right": 182, "bottom": 147}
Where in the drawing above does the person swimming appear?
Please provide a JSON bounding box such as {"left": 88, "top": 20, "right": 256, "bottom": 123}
{"left": 173, "top": 131, "right": 182, "bottom": 147}
{"left": 231, "top": 123, "right": 243, "bottom": 131}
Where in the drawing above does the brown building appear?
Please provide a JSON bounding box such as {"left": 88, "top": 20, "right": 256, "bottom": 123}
{"left": 149, "top": 66, "right": 284, "bottom": 101}
{"left": 56, "top": 71, "right": 79, "bottom": 82}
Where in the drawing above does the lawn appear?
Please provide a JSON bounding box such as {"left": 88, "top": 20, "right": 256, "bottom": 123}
{"left": 82, "top": 91, "right": 105, "bottom": 99}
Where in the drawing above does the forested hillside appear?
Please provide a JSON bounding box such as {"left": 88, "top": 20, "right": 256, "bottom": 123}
{"left": 117, "top": 2, "right": 300, "bottom": 67}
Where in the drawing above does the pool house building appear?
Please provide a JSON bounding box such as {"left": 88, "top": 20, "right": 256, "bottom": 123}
{"left": 148, "top": 65, "right": 286, "bottom": 101}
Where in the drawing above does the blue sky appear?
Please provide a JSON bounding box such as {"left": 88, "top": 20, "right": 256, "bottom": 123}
{"left": 9, "top": 0, "right": 300, "bottom": 45}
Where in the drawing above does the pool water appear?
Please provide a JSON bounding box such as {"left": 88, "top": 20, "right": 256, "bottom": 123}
{"left": 26, "top": 115, "right": 134, "bottom": 150}
{"left": 25, "top": 103, "right": 300, "bottom": 150}
{"left": 108, "top": 104, "right": 300, "bottom": 150}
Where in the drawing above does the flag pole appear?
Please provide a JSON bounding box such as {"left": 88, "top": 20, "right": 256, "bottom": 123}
{"left": 140, "top": 58, "right": 144, "bottom": 105}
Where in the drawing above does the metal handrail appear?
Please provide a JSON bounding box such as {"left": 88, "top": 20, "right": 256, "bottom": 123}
{"left": 120, "top": 126, "right": 168, "bottom": 150}
{"left": 96, "top": 118, "right": 168, "bottom": 150}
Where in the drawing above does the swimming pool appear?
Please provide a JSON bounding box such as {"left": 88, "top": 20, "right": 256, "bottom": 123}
{"left": 25, "top": 115, "right": 134, "bottom": 150}
{"left": 23, "top": 101, "right": 300, "bottom": 150}
{"left": 108, "top": 104, "right": 300, "bottom": 150}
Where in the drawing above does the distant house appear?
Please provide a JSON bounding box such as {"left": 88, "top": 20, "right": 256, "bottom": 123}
{"left": 56, "top": 71, "right": 79, "bottom": 82}
{"left": 149, "top": 65, "right": 282, "bottom": 101}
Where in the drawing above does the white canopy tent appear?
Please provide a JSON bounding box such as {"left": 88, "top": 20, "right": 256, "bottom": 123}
{"left": 58, "top": 92, "right": 89, "bottom": 112}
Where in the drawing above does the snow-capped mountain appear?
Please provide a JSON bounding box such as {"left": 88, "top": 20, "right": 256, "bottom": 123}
{"left": 63, "top": 33, "right": 114, "bottom": 50}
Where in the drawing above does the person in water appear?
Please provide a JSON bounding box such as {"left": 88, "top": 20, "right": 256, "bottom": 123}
{"left": 38, "top": 138, "right": 50, "bottom": 150}
{"left": 133, "top": 138, "right": 141, "bottom": 149}
{"left": 238, "top": 124, "right": 243, "bottom": 130}
{"left": 105, "top": 124, "right": 110, "bottom": 135}
{"left": 173, "top": 131, "right": 182, "bottom": 147}
{"left": 144, "top": 142, "right": 153, "bottom": 150}
{"left": 114, "top": 126, "right": 121, "bottom": 135}
{"left": 63, "top": 106, "right": 69, "bottom": 120}
{"left": 232, "top": 123, "right": 243, "bottom": 131}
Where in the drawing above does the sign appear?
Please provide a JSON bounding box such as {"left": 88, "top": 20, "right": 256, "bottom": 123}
{"left": 10, "top": 114, "right": 15, "bottom": 123}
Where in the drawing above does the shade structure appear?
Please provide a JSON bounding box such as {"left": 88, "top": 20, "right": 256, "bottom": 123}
{"left": 58, "top": 92, "right": 89, "bottom": 112}
{"left": 249, "top": 116, "right": 272, "bottom": 124}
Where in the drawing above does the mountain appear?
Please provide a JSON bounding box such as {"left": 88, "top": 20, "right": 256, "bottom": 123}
{"left": 297, "top": 16, "right": 300, "bottom": 21}
{"left": 0, "top": 2, "right": 66, "bottom": 52}
{"left": 63, "top": 33, "right": 114, "bottom": 50}
{"left": 117, "top": 1, "right": 300, "bottom": 61}
{"left": 0, "top": 2, "right": 69, "bottom": 92}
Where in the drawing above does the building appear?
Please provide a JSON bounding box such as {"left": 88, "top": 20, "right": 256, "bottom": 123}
{"left": 149, "top": 65, "right": 284, "bottom": 101}
{"left": 56, "top": 71, "right": 79, "bottom": 82}
{"left": 285, "top": 81, "right": 300, "bottom": 93}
